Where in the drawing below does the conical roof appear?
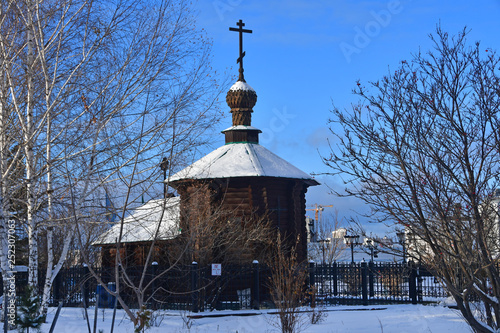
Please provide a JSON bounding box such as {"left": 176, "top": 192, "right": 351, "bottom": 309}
{"left": 169, "top": 142, "right": 319, "bottom": 186}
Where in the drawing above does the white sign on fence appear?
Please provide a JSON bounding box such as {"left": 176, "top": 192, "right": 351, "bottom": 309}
{"left": 211, "top": 263, "right": 222, "bottom": 276}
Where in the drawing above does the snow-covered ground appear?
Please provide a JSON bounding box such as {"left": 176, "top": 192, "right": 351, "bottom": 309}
{"left": 34, "top": 303, "right": 471, "bottom": 333}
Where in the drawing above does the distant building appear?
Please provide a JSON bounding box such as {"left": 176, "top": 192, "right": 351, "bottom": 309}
{"left": 332, "top": 228, "right": 347, "bottom": 240}
{"left": 403, "top": 192, "right": 500, "bottom": 261}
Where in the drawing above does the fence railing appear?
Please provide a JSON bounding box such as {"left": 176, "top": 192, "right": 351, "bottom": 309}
{"left": 1, "top": 261, "right": 448, "bottom": 311}
{"left": 312, "top": 262, "right": 447, "bottom": 305}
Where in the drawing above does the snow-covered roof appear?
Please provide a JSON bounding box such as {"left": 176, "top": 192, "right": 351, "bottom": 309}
{"left": 169, "top": 143, "right": 319, "bottom": 185}
{"left": 229, "top": 80, "right": 255, "bottom": 92}
{"left": 94, "top": 197, "right": 180, "bottom": 245}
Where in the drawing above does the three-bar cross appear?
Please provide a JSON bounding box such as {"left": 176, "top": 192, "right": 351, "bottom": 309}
{"left": 229, "top": 19, "right": 252, "bottom": 81}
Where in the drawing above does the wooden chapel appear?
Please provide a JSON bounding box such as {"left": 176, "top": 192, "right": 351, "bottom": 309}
{"left": 168, "top": 20, "right": 319, "bottom": 264}
{"left": 95, "top": 20, "right": 319, "bottom": 267}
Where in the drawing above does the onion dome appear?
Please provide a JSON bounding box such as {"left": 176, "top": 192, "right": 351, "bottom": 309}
{"left": 226, "top": 80, "right": 257, "bottom": 126}
{"left": 224, "top": 79, "right": 261, "bottom": 144}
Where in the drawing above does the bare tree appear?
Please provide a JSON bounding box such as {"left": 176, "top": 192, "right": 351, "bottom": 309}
{"left": 324, "top": 27, "right": 500, "bottom": 333}
{"left": 308, "top": 212, "right": 346, "bottom": 265}
{"left": 0, "top": 0, "right": 224, "bottom": 316}
{"left": 89, "top": 182, "right": 274, "bottom": 328}
{"left": 267, "top": 233, "right": 309, "bottom": 333}
{"left": 177, "top": 183, "right": 274, "bottom": 266}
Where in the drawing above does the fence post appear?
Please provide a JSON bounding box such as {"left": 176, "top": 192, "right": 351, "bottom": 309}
{"left": 191, "top": 262, "right": 199, "bottom": 313}
{"left": 408, "top": 260, "right": 417, "bottom": 304}
{"left": 368, "top": 261, "right": 374, "bottom": 298}
{"left": 361, "top": 261, "right": 368, "bottom": 306}
{"left": 333, "top": 261, "right": 338, "bottom": 296}
{"left": 83, "top": 264, "right": 90, "bottom": 308}
{"left": 252, "top": 260, "right": 260, "bottom": 310}
{"left": 309, "top": 260, "right": 316, "bottom": 308}
{"left": 309, "top": 260, "right": 315, "bottom": 289}
{"left": 3, "top": 278, "right": 8, "bottom": 333}
{"left": 151, "top": 262, "right": 158, "bottom": 310}
{"left": 416, "top": 266, "right": 423, "bottom": 303}
{"left": 54, "top": 271, "right": 62, "bottom": 304}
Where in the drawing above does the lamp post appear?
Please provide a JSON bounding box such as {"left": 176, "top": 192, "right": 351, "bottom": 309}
{"left": 318, "top": 239, "right": 330, "bottom": 264}
{"left": 344, "top": 235, "right": 361, "bottom": 264}
{"left": 160, "top": 157, "right": 169, "bottom": 199}
{"left": 365, "top": 239, "right": 378, "bottom": 262}
{"left": 396, "top": 231, "right": 406, "bottom": 263}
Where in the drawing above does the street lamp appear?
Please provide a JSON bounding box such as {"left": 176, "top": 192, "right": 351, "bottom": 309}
{"left": 365, "top": 239, "right": 379, "bottom": 262}
{"left": 396, "top": 231, "right": 406, "bottom": 263}
{"left": 344, "top": 235, "right": 361, "bottom": 264}
{"left": 160, "top": 157, "right": 169, "bottom": 199}
{"left": 318, "top": 239, "right": 330, "bottom": 264}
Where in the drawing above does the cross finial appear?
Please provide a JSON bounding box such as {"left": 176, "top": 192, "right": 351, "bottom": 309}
{"left": 229, "top": 19, "right": 252, "bottom": 82}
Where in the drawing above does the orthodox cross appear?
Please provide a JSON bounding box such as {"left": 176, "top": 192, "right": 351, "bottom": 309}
{"left": 229, "top": 19, "right": 252, "bottom": 81}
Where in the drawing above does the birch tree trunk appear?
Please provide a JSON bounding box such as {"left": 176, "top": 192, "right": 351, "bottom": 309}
{"left": 24, "top": 0, "right": 38, "bottom": 290}
{"left": 0, "top": 3, "right": 12, "bottom": 314}
{"left": 0, "top": 7, "right": 24, "bottom": 327}
{"left": 0, "top": 0, "right": 225, "bottom": 318}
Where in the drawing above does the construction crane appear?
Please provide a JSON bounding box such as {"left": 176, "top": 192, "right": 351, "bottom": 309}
{"left": 306, "top": 204, "right": 334, "bottom": 223}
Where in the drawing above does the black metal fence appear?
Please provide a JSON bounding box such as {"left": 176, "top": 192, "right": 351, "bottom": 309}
{"left": 312, "top": 262, "right": 447, "bottom": 305}
{"left": 1, "top": 261, "right": 448, "bottom": 311}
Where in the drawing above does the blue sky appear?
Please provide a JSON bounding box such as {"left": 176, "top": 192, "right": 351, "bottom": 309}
{"left": 193, "top": 0, "right": 500, "bottom": 235}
